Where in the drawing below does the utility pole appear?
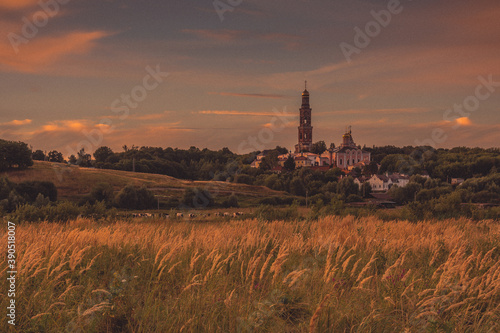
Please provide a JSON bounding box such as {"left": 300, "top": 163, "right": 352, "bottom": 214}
{"left": 306, "top": 190, "right": 308, "bottom": 208}
{"left": 133, "top": 158, "right": 136, "bottom": 172}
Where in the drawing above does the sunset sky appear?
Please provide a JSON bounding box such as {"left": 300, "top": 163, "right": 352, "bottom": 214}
{"left": 1, "top": 0, "right": 499, "bottom": 156}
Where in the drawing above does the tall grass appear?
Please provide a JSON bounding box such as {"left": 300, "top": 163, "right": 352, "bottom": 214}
{"left": 1, "top": 216, "right": 500, "bottom": 332}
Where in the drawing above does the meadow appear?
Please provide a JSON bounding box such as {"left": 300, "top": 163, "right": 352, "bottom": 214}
{"left": 2, "top": 216, "right": 500, "bottom": 332}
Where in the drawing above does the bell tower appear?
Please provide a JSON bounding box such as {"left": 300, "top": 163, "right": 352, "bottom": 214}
{"left": 295, "top": 81, "right": 313, "bottom": 153}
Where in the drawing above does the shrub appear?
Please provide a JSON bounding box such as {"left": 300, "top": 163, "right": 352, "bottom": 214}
{"left": 9, "top": 201, "right": 80, "bottom": 222}
{"left": 182, "top": 187, "right": 213, "bottom": 209}
{"left": 222, "top": 195, "right": 239, "bottom": 208}
{"left": 114, "top": 185, "right": 156, "bottom": 210}
{"left": 15, "top": 180, "right": 57, "bottom": 202}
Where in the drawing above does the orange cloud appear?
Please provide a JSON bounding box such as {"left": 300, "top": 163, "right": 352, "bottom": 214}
{"left": 0, "top": 0, "right": 39, "bottom": 10}
{"left": 41, "top": 120, "right": 87, "bottom": 132}
{"left": 0, "top": 119, "right": 32, "bottom": 126}
{"left": 456, "top": 117, "right": 473, "bottom": 126}
{"left": 0, "top": 30, "right": 112, "bottom": 73}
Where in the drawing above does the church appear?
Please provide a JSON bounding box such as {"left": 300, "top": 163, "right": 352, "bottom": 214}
{"left": 252, "top": 83, "right": 371, "bottom": 170}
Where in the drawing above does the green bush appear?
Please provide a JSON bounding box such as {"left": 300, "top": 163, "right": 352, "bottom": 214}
{"left": 114, "top": 185, "right": 156, "bottom": 210}
{"left": 222, "top": 195, "right": 239, "bottom": 208}
{"left": 9, "top": 201, "right": 80, "bottom": 222}
{"left": 16, "top": 180, "right": 57, "bottom": 202}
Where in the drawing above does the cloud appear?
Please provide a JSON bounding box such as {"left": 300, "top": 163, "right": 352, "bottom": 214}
{"left": 0, "top": 30, "right": 112, "bottom": 73}
{"left": 456, "top": 117, "right": 473, "bottom": 126}
{"left": 40, "top": 120, "right": 88, "bottom": 132}
{"left": 0, "top": 119, "right": 32, "bottom": 126}
{"left": 0, "top": 0, "right": 39, "bottom": 10}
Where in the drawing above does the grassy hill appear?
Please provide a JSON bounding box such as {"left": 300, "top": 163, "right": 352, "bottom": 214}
{"left": 1, "top": 161, "right": 290, "bottom": 206}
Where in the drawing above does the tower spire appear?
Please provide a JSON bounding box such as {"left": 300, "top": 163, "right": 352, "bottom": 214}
{"left": 295, "top": 83, "right": 313, "bottom": 153}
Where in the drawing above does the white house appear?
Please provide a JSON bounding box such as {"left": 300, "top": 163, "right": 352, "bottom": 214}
{"left": 368, "top": 173, "right": 410, "bottom": 192}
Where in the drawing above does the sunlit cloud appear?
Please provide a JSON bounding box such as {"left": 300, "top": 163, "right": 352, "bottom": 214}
{"left": 0, "top": 119, "right": 32, "bottom": 126}
{"left": 40, "top": 120, "right": 88, "bottom": 132}
{"left": 0, "top": 0, "right": 39, "bottom": 10}
{"left": 0, "top": 30, "right": 112, "bottom": 73}
{"left": 456, "top": 117, "right": 473, "bottom": 126}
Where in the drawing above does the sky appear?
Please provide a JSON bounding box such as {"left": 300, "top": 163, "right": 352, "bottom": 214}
{"left": 0, "top": 0, "right": 499, "bottom": 157}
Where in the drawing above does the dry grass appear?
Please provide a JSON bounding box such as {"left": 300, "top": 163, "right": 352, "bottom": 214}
{"left": 1, "top": 216, "right": 500, "bottom": 332}
{"left": 0, "top": 161, "right": 285, "bottom": 201}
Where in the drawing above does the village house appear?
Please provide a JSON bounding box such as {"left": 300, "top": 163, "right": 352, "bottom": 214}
{"left": 368, "top": 173, "right": 411, "bottom": 192}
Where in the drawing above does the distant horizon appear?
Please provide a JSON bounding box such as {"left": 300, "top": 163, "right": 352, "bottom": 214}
{"left": 25, "top": 140, "right": 500, "bottom": 160}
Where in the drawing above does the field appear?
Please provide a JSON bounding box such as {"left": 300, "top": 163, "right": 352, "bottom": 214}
{"left": 2, "top": 216, "right": 500, "bottom": 332}
{"left": 1, "top": 161, "right": 289, "bottom": 205}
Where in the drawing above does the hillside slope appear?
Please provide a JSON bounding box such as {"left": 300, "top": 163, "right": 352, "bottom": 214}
{"left": 1, "top": 161, "right": 289, "bottom": 203}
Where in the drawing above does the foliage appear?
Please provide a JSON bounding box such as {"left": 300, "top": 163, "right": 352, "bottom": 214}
{"left": 32, "top": 150, "right": 46, "bottom": 161}
{"left": 15, "top": 180, "right": 58, "bottom": 202}
{"left": 81, "top": 182, "right": 114, "bottom": 206}
{"left": 0, "top": 177, "right": 57, "bottom": 212}
{"left": 222, "top": 194, "right": 239, "bottom": 208}
{"left": 48, "top": 150, "right": 65, "bottom": 163}
{"left": 114, "top": 185, "right": 156, "bottom": 210}
{"left": 337, "top": 176, "right": 358, "bottom": 199}
{"left": 0, "top": 139, "right": 33, "bottom": 171}
{"left": 283, "top": 155, "right": 296, "bottom": 171}
{"left": 9, "top": 201, "right": 80, "bottom": 222}
{"left": 310, "top": 140, "right": 327, "bottom": 154}
{"left": 93, "top": 146, "right": 115, "bottom": 164}
{"left": 182, "top": 187, "right": 214, "bottom": 209}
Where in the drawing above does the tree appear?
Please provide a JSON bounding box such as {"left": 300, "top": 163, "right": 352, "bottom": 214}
{"left": 311, "top": 141, "right": 327, "bottom": 154}
{"left": 0, "top": 139, "right": 33, "bottom": 171}
{"left": 114, "top": 185, "right": 138, "bottom": 209}
{"left": 15, "top": 180, "right": 57, "bottom": 202}
{"left": 283, "top": 155, "right": 296, "bottom": 171}
{"left": 68, "top": 155, "right": 77, "bottom": 165}
{"left": 182, "top": 187, "right": 214, "bottom": 208}
{"left": 337, "top": 176, "right": 358, "bottom": 199}
{"left": 360, "top": 182, "right": 372, "bottom": 198}
{"left": 234, "top": 174, "right": 255, "bottom": 185}
{"left": 89, "top": 182, "right": 114, "bottom": 205}
{"left": 114, "top": 185, "right": 155, "bottom": 209}
{"left": 275, "top": 146, "right": 289, "bottom": 154}
{"left": 77, "top": 148, "right": 92, "bottom": 167}
{"left": 259, "top": 151, "right": 279, "bottom": 171}
{"left": 93, "top": 146, "right": 114, "bottom": 164}
{"left": 48, "top": 150, "right": 64, "bottom": 163}
{"left": 32, "top": 150, "right": 45, "bottom": 161}
{"left": 136, "top": 186, "right": 156, "bottom": 209}
{"left": 222, "top": 194, "right": 239, "bottom": 208}
{"left": 362, "top": 161, "right": 379, "bottom": 176}
{"left": 289, "top": 177, "right": 306, "bottom": 196}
